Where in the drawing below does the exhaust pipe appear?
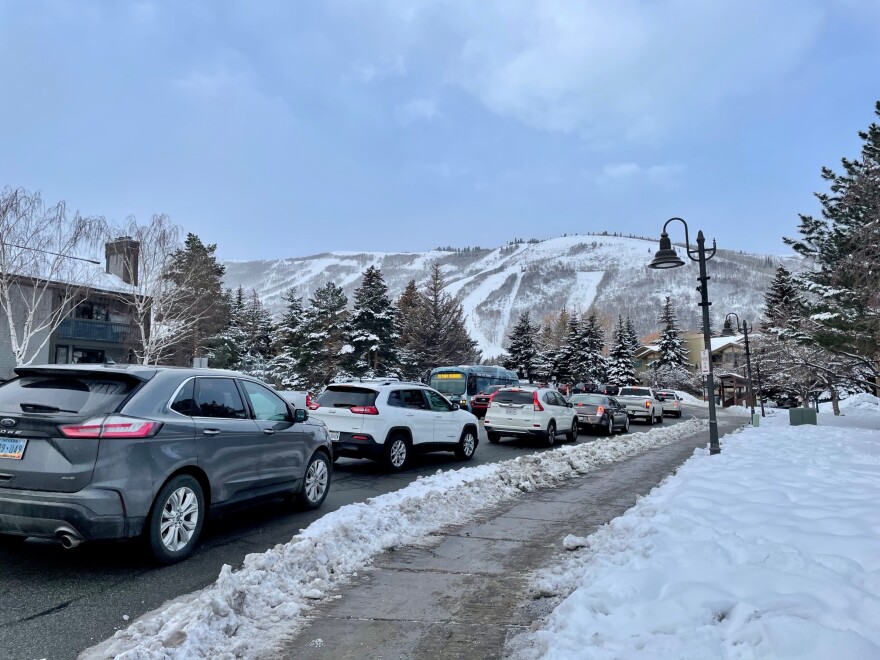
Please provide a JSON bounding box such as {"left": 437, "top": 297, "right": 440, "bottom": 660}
{"left": 58, "top": 533, "right": 82, "bottom": 550}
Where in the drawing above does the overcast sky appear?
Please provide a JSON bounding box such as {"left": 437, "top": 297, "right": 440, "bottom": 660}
{"left": 1, "top": 0, "right": 878, "bottom": 261}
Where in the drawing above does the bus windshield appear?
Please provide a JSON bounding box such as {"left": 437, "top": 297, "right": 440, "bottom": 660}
{"left": 430, "top": 372, "right": 467, "bottom": 395}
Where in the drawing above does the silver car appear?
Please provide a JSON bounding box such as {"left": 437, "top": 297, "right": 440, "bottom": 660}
{"left": 0, "top": 364, "right": 332, "bottom": 563}
{"left": 656, "top": 390, "right": 684, "bottom": 418}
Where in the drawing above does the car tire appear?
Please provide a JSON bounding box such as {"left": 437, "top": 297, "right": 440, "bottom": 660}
{"left": 676, "top": 411, "right": 682, "bottom": 418}
{"left": 622, "top": 416, "right": 630, "bottom": 433}
{"left": 487, "top": 431, "right": 501, "bottom": 444}
{"left": 565, "top": 418, "right": 578, "bottom": 442}
{"left": 657, "top": 411, "right": 664, "bottom": 423}
{"left": 545, "top": 421, "right": 556, "bottom": 447}
{"left": 384, "top": 434, "right": 410, "bottom": 471}
{"left": 455, "top": 427, "right": 478, "bottom": 460}
{"left": 147, "top": 474, "right": 205, "bottom": 565}
{"left": 299, "top": 452, "right": 331, "bottom": 510}
{"left": 605, "top": 416, "right": 614, "bottom": 435}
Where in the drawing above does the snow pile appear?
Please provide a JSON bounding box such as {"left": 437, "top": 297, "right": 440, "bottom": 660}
{"left": 674, "top": 390, "right": 707, "bottom": 406}
{"left": 511, "top": 416, "right": 880, "bottom": 660}
{"left": 83, "top": 420, "right": 709, "bottom": 660}
{"left": 820, "top": 392, "right": 880, "bottom": 414}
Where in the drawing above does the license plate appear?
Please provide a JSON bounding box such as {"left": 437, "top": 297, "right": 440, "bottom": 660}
{"left": 505, "top": 409, "right": 518, "bottom": 415}
{"left": 328, "top": 431, "right": 340, "bottom": 441}
{"left": 0, "top": 438, "right": 27, "bottom": 460}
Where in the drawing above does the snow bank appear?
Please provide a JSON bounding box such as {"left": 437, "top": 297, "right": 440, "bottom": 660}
{"left": 820, "top": 392, "right": 880, "bottom": 414}
{"left": 511, "top": 415, "right": 880, "bottom": 660}
{"left": 82, "top": 420, "right": 709, "bottom": 660}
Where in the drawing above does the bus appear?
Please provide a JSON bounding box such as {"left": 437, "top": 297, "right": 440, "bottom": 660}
{"left": 428, "top": 365, "right": 520, "bottom": 412}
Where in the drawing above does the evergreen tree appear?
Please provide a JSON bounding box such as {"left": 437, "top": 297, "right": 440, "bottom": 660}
{"left": 395, "top": 279, "right": 424, "bottom": 379}
{"left": 656, "top": 296, "right": 688, "bottom": 366}
{"left": 165, "top": 233, "right": 229, "bottom": 366}
{"left": 624, "top": 317, "right": 640, "bottom": 354}
{"left": 607, "top": 315, "right": 637, "bottom": 386}
{"left": 557, "top": 312, "right": 582, "bottom": 381}
{"left": 503, "top": 310, "right": 538, "bottom": 382}
{"left": 348, "top": 266, "right": 398, "bottom": 376}
{"left": 204, "top": 289, "right": 245, "bottom": 369}
{"left": 579, "top": 313, "right": 608, "bottom": 382}
{"left": 237, "top": 290, "right": 274, "bottom": 376}
{"left": 410, "top": 265, "right": 480, "bottom": 370}
{"left": 785, "top": 102, "right": 880, "bottom": 388}
{"left": 299, "top": 282, "right": 350, "bottom": 388}
{"left": 761, "top": 264, "right": 806, "bottom": 335}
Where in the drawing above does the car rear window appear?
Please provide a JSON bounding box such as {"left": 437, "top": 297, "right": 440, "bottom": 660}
{"left": 0, "top": 375, "right": 138, "bottom": 415}
{"left": 619, "top": 387, "right": 651, "bottom": 397}
{"left": 493, "top": 390, "right": 535, "bottom": 405}
{"left": 569, "top": 394, "right": 606, "bottom": 405}
{"left": 317, "top": 386, "right": 378, "bottom": 408}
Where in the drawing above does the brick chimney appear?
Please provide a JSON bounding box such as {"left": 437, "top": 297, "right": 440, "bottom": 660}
{"left": 105, "top": 237, "right": 140, "bottom": 286}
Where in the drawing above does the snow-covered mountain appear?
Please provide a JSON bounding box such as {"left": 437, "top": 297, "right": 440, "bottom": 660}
{"left": 223, "top": 234, "right": 792, "bottom": 359}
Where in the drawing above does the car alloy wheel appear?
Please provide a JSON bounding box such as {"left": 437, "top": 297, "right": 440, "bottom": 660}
{"left": 546, "top": 421, "right": 556, "bottom": 447}
{"left": 385, "top": 435, "right": 409, "bottom": 470}
{"left": 148, "top": 474, "right": 205, "bottom": 564}
{"left": 303, "top": 453, "right": 330, "bottom": 507}
{"left": 455, "top": 429, "right": 477, "bottom": 460}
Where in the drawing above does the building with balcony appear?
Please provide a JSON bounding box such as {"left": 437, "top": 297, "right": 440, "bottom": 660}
{"left": 0, "top": 238, "right": 145, "bottom": 379}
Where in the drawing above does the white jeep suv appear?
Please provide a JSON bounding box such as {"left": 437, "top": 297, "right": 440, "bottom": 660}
{"left": 484, "top": 386, "right": 579, "bottom": 447}
{"left": 308, "top": 380, "right": 480, "bottom": 471}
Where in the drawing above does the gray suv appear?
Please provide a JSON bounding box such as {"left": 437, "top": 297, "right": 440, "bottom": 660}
{"left": 0, "top": 364, "right": 332, "bottom": 563}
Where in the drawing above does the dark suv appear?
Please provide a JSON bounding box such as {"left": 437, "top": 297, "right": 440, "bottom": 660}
{"left": 0, "top": 364, "right": 332, "bottom": 563}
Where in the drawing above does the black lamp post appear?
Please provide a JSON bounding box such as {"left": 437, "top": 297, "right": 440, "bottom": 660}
{"left": 647, "top": 218, "right": 721, "bottom": 455}
{"left": 722, "top": 313, "right": 756, "bottom": 421}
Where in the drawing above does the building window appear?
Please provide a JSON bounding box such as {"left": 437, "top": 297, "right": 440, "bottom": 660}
{"left": 72, "top": 348, "right": 105, "bottom": 364}
{"left": 76, "top": 302, "right": 110, "bottom": 321}
{"left": 55, "top": 345, "right": 69, "bottom": 364}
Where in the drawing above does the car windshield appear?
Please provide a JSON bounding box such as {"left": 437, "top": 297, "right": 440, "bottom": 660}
{"left": 618, "top": 387, "right": 651, "bottom": 397}
{"left": 493, "top": 390, "right": 535, "bottom": 405}
{"left": 569, "top": 394, "right": 606, "bottom": 405}
{"left": 429, "top": 372, "right": 467, "bottom": 396}
{"left": 317, "top": 386, "right": 378, "bottom": 408}
{"left": 0, "top": 374, "right": 138, "bottom": 415}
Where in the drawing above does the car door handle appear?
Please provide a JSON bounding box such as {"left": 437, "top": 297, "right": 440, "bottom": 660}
{"left": 202, "top": 429, "right": 220, "bottom": 436}
{"left": 406, "top": 413, "right": 415, "bottom": 417}
{"left": 263, "top": 429, "right": 275, "bottom": 435}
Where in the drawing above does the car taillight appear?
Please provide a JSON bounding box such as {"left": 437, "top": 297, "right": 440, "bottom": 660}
{"left": 533, "top": 392, "right": 544, "bottom": 412}
{"left": 645, "top": 400, "right": 652, "bottom": 409}
{"left": 597, "top": 406, "right": 605, "bottom": 416}
{"left": 59, "top": 415, "right": 162, "bottom": 439}
{"left": 350, "top": 405, "right": 379, "bottom": 415}
{"left": 306, "top": 393, "right": 312, "bottom": 408}
{"left": 308, "top": 401, "right": 320, "bottom": 410}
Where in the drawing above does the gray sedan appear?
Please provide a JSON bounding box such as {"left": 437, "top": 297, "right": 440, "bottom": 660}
{"left": 568, "top": 394, "right": 630, "bottom": 435}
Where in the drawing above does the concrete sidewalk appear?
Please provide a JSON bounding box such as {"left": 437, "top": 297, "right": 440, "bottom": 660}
{"left": 274, "top": 418, "right": 743, "bottom": 659}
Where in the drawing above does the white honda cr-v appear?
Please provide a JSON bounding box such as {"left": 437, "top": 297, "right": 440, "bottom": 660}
{"left": 484, "top": 386, "right": 579, "bottom": 447}
{"left": 308, "top": 380, "right": 480, "bottom": 471}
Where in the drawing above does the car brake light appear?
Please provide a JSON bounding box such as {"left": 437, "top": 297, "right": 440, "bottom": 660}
{"left": 350, "top": 405, "right": 379, "bottom": 415}
{"left": 306, "top": 393, "right": 312, "bottom": 408}
{"left": 59, "top": 415, "right": 162, "bottom": 439}
{"left": 308, "top": 401, "right": 320, "bottom": 410}
{"left": 597, "top": 406, "right": 604, "bottom": 416}
{"left": 533, "top": 391, "right": 544, "bottom": 412}
{"left": 646, "top": 400, "right": 653, "bottom": 409}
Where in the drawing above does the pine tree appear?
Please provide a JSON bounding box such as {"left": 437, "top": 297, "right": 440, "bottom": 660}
{"left": 656, "top": 296, "right": 688, "bottom": 366}
{"left": 624, "top": 317, "right": 640, "bottom": 354}
{"left": 165, "top": 233, "right": 229, "bottom": 366}
{"left": 761, "top": 264, "right": 806, "bottom": 335}
{"left": 204, "top": 289, "right": 245, "bottom": 369}
{"left": 785, "top": 102, "right": 880, "bottom": 383}
{"left": 503, "top": 311, "right": 538, "bottom": 382}
{"left": 299, "top": 282, "right": 350, "bottom": 388}
{"left": 410, "top": 265, "right": 480, "bottom": 370}
{"left": 237, "top": 290, "right": 274, "bottom": 375}
{"left": 579, "top": 312, "right": 608, "bottom": 382}
{"left": 348, "top": 266, "right": 398, "bottom": 376}
{"left": 557, "top": 312, "right": 582, "bottom": 381}
{"left": 395, "top": 279, "right": 425, "bottom": 380}
{"left": 607, "top": 315, "right": 636, "bottom": 386}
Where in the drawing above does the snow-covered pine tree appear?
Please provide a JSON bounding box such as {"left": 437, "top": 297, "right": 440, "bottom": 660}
{"left": 205, "top": 289, "right": 246, "bottom": 370}
{"left": 579, "top": 313, "right": 608, "bottom": 382}
{"left": 761, "top": 264, "right": 806, "bottom": 336}
{"left": 557, "top": 312, "right": 582, "bottom": 382}
{"left": 411, "top": 264, "right": 480, "bottom": 370}
{"left": 624, "top": 316, "right": 640, "bottom": 355}
{"left": 348, "top": 266, "right": 399, "bottom": 377}
{"left": 298, "top": 282, "right": 350, "bottom": 388}
{"left": 264, "top": 288, "right": 307, "bottom": 389}
{"left": 503, "top": 310, "right": 538, "bottom": 382}
{"left": 607, "top": 315, "right": 636, "bottom": 386}
{"left": 785, "top": 101, "right": 880, "bottom": 390}
{"left": 656, "top": 296, "right": 688, "bottom": 366}
{"left": 394, "top": 279, "right": 424, "bottom": 380}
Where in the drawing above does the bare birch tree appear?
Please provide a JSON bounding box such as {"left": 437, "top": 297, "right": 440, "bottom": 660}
{"left": 0, "top": 188, "right": 106, "bottom": 367}
{"left": 106, "top": 215, "right": 213, "bottom": 365}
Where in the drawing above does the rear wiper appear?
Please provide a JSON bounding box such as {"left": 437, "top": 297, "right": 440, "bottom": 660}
{"left": 20, "top": 402, "right": 79, "bottom": 414}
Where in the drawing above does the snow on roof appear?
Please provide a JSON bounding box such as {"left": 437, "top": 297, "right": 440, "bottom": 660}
{"left": 710, "top": 334, "right": 744, "bottom": 352}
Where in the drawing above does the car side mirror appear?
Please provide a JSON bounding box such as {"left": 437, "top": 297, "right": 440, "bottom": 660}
{"left": 567, "top": 402, "right": 574, "bottom": 408}
{"left": 452, "top": 403, "right": 460, "bottom": 411}
{"left": 293, "top": 408, "right": 308, "bottom": 423}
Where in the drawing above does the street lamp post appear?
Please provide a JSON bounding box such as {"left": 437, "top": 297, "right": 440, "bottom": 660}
{"left": 755, "top": 361, "right": 766, "bottom": 417}
{"left": 647, "top": 218, "right": 721, "bottom": 455}
{"left": 722, "top": 313, "right": 756, "bottom": 421}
